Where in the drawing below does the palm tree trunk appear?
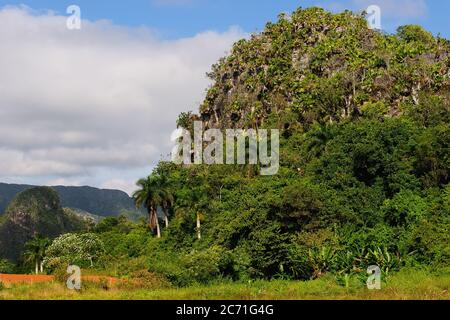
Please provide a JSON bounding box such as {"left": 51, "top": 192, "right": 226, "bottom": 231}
{"left": 40, "top": 261, "right": 43, "bottom": 274}
{"left": 148, "top": 209, "right": 153, "bottom": 230}
{"left": 196, "top": 213, "right": 201, "bottom": 240}
{"left": 156, "top": 211, "right": 161, "bottom": 238}
{"left": 35, "top": 261, "right": 39, "bottom": 275}
{"left": 163, "top": 206, "right": 169, "bottom": 228}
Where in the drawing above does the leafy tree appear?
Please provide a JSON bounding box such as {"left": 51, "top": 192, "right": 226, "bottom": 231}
{"left": 23, "top": 235, "right": 51, "bottom": 274}
{"left": 44, "top": 233, "right": 105, "bottom": 269}
{"left": 176, "top": 111, "right": 193, "bottom": 130}
{"left": 382, "top": 190, "right": 427, "bottom": 227}
{"left": 155, "top": 173, "right": 175, "bottom": 229}
{"left": 133, "top": 176, "right": 163, "bottom": 238}
{"left": 94, "top": 216, "right": 120, "bottom": 233}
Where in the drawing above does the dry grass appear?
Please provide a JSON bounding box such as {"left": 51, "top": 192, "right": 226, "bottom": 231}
{"left": 0, "top": 269, "right": 448, "bottom": 300}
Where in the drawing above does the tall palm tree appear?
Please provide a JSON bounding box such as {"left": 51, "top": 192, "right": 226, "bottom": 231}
{"left": 23, "top": 235, "right": 51, "bottom": 274}
{"left": 157, "top": 174, "right": 174, "bottom": 228}
{"left": 133, "top": 176, "right": 162, "bottom": 238}
{"left": 189, "top": 187, "right": 207, "bottom": 240}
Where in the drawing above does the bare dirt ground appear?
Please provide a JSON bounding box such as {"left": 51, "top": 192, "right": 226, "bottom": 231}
{"left": 0, "top": 274, "right": 53, "bottom": 284}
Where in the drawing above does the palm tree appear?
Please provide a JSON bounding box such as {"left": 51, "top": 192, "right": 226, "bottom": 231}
{"left": 133, "top": 176, "right": 162, "bottom": 238}
{"left": 190, "top": 187, "right": 207, "bottom": 240}
{"left": 305, "top": 125, "right": 333, "bottom": 160}
{"left": 23, "top": 235, "right": 51, "bottom": 274}
{"left": 157, "top": 174, "right": 174, "bottom": 228}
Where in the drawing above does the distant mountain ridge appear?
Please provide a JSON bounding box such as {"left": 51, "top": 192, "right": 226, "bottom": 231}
{"left": 0, "top": 183, "right": 142, "bottom": 217}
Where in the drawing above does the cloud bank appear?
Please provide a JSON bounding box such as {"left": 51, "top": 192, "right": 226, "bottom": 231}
{"left": 0, "top": 6, "right": 245, "bottom": 194}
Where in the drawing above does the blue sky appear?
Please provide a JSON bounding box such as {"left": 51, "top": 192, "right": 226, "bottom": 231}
{"left": 1, "top": 0, "right": 449, "bottom": 39}
{"left": 0, "top": 1, "right": 448, "bottom": 194}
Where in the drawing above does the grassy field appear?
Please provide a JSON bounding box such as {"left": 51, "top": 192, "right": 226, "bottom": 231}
{"left": 0, "top": 269, "right": 449, "bottom": 300}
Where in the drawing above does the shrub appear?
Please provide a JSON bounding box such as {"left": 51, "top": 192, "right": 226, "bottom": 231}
{"left": 0, "top": 259, "right": 15, "bottom": 274}
{"left": 285, "top": 243, "right": 313, "bottom": 280}
{"left": 181, "top": 245, "right": 229, "bottom": 284}
{"left": 122, "top": 270, "right": 171, "bottom": 290}
{"left": 397, "top": 25, "right": 434, "bottom": 45}
{"left": 52, "top": 263, "right": 70, "bottom": 283}
{"left": 307, "top": 246, "right": 337, "bottom": 279}
{"left": 115, "top": 256, "right": 148, "bottom": 277}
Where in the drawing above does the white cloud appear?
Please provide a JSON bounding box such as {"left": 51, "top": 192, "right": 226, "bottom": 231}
{"left": 0, "top": 6, "right": 245, "bottom": 190}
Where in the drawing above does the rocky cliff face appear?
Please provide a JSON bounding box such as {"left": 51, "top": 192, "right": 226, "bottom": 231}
{"left": 186, "top": 8, "right": 449, "bottom": 131}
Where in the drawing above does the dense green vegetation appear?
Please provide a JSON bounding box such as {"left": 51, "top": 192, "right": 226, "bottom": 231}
{"left": 105, "top": 8, "right": 447, "bottom": 285}
{"left": 0, "top": 187, "right": 90, "bottom": 262}
{"left": 0, "top": 8, "right": 448, "bottom": 298}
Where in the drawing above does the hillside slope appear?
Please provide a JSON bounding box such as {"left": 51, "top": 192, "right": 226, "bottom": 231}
{"left": 0, "top": 187, "right": 89, "bottom": 261}
{"left": 148, "top": 8, "right": 449, "bottom": 282}
{"left": 0, "top": 183, "right": 143, "bottom": 217}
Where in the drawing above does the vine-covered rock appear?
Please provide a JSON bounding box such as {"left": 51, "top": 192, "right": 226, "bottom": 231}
{"left": 0, "top": 187, "right": 88, "bottom": 261}
{"left": 191, "top": 8, "right": 449, "bottom": 131}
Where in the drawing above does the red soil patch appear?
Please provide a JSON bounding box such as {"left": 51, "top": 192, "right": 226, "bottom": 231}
{"left": 0, "top": 274, "right": 54, "bottom": 284}
{"left": 0, "top": 274, "right": 119, "bottom": 285}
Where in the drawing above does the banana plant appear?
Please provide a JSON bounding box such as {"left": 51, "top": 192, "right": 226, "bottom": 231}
{"left": 307, "top": 246, "right": 337, "bottom": 278}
